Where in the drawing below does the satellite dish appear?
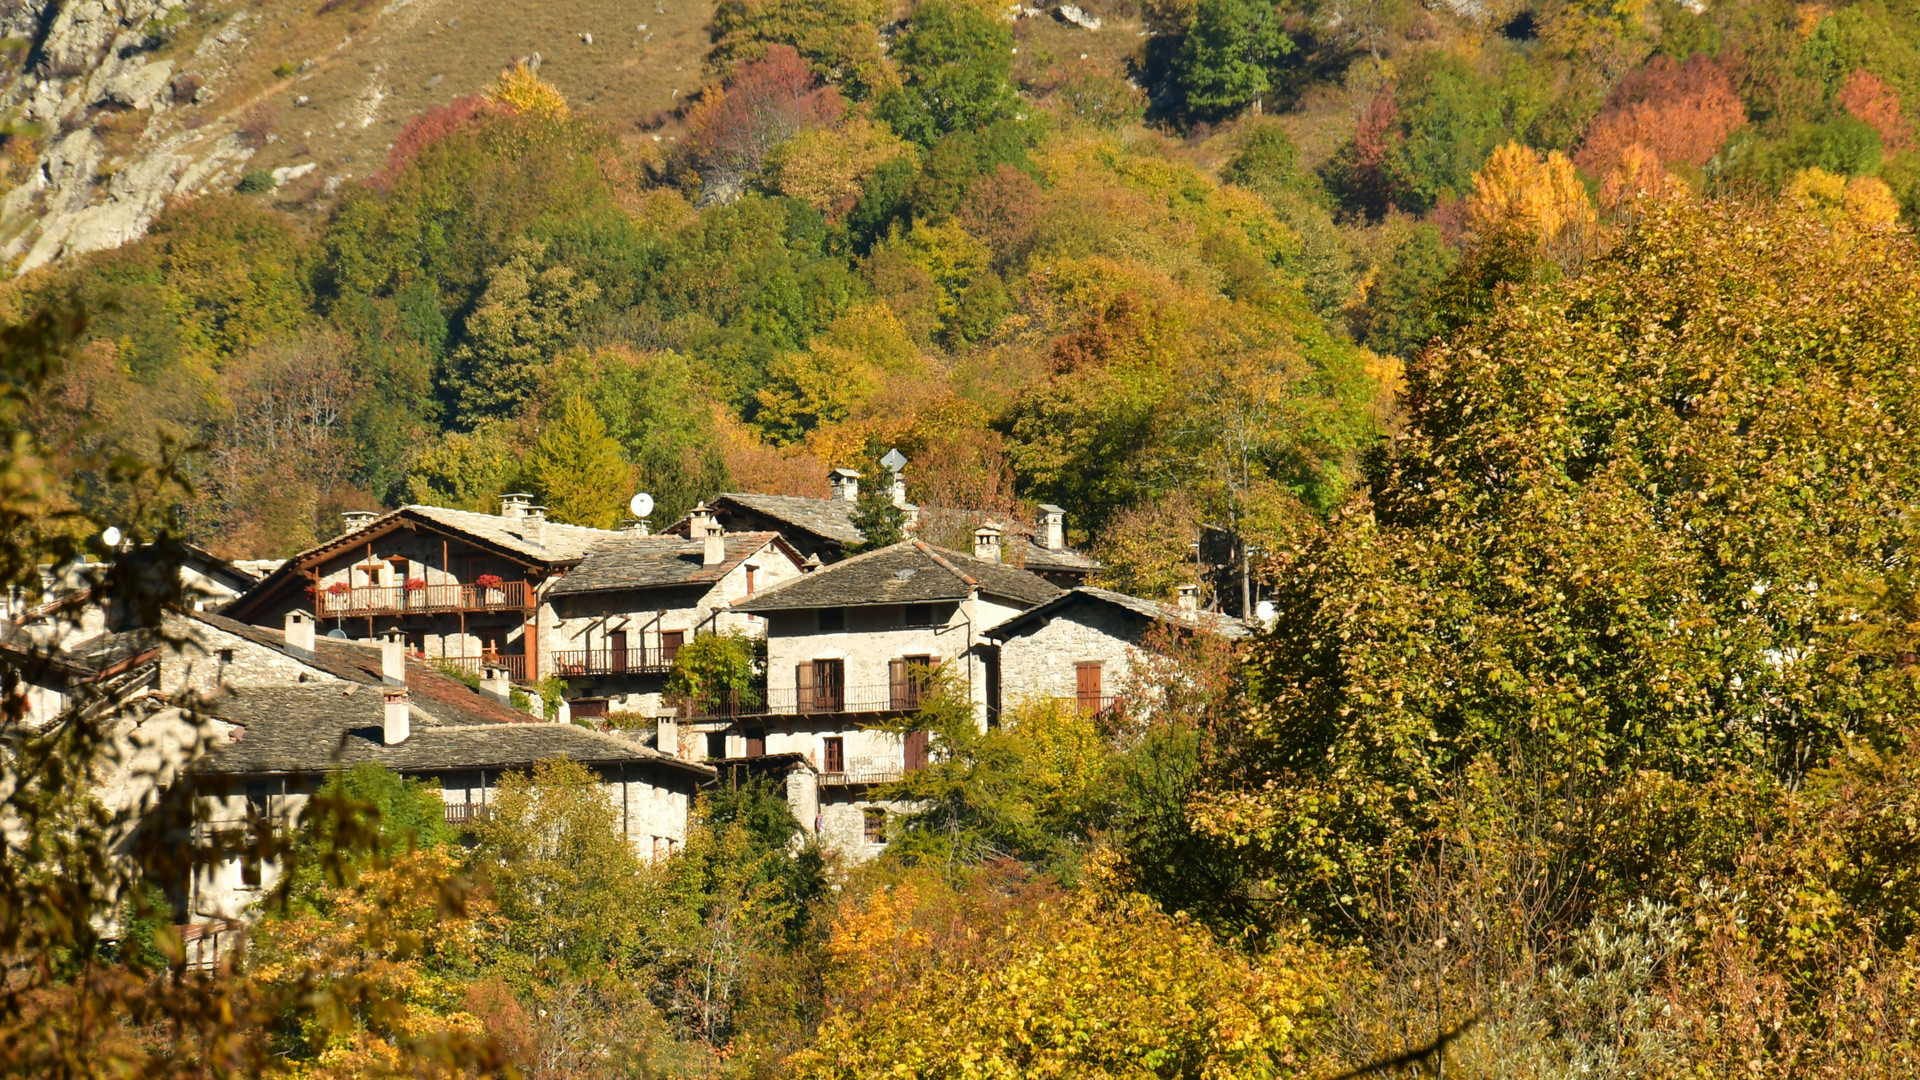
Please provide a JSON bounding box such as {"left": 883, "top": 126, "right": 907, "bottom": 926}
{"left": 629, "top": 492, "right": 654, "bottom": 518}
{"left": 101, "top": 526, "right": 122, "bottom": 547}
{"left": 1255, "top": 600, "right": 1276, "bottom": 623}
{"left": 881, "top": 447, "right": 908, "bottom": 473}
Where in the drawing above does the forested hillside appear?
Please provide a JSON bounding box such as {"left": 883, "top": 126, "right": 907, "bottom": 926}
{"left": 17, "top": 0, "right": 1919, "bottom": 602}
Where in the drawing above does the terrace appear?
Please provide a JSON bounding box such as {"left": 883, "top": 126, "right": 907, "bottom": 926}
{"left": 315, "top": 580, "right": 532, "bottom": 617}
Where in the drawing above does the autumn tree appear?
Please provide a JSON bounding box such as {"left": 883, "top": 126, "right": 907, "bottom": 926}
{"left": 526, "top": 393, "right": 630, "bottom": 529}
{"left": 684, "top": 45, "right": 847, "bottom": 204}
{"left": 1836, "top": 68, "right": 1912, "bottom": 153}
{"left": 1572, "top": 54, "right": 1747, "bottom": 178}
{"left": 706, "top": 0, "right": 895, "bottom": 100}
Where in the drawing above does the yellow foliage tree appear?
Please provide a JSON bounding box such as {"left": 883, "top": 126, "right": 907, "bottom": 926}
{"left": 754, "top": 302, "right": 933, "bottom": 445}
{"left": 1464, "top": 142, "right": 1602, "bottom": 270}
{"left": 791, "top": 884, "right": 1332, "bottom": 1080}
{"left": 487, "top": 62, "right": 570, "bottom": 121}
{"left": 762, "top": 116, "right": 916, "bottom": 216}
{"left": 1784, "top": 166, "right": 1900, "bottom": 229}
{"left": 1597, "top": 142, "right": 1691, "bottom": 221}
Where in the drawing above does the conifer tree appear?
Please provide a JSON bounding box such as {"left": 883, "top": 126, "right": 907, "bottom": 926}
{"left": 529, "top": 393, "right": 631, "bottom": 529}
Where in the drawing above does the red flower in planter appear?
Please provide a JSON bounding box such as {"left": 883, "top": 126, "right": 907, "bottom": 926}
{"left": 475, "top": 574, "right": 505, "bottom": 590}
{"left": 405, "top": 577, "right": 427, "bottom": 591}
{"left": 326, "top": 581, "right": 352, "bottom": 596}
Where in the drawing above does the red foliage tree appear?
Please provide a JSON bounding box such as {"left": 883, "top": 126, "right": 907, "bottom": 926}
{"left": 1573, "top": 55, "right": 1747, "bottom": 177}
{"left": 373, "top": 94, "right": 501, "bottom": 190}
{"left": 1837, "top": 69, "right": 1911, "bottom": 153}
{"left": 685, "top": 44, "right": 846, "bottom": 199}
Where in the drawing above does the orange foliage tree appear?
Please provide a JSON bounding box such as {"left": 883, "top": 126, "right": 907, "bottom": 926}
{"left": 1837, "top": 68, "right": 1912, "bottom": 153}
{"left": 1573, "top": 54, "right": 1747, "bottom": 177}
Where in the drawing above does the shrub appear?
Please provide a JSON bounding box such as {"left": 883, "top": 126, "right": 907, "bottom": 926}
{"left": 235, "top": 169, "right": 275, "bottom": 194}
{"left": 664, "top": 632, "right": 761, "bottom": 710}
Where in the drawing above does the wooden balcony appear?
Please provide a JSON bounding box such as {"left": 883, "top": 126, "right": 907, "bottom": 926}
{"left": 550, "top": 645, "right": 680, "bottom": 677}
{"left": 315, "top": 580, "right": 531, "bottom": 618}
{"left": 431, "top": 654, "right": 528, "bottom": 682}
{"left": 444, "top": 802, "right": 489, "bottom": 826}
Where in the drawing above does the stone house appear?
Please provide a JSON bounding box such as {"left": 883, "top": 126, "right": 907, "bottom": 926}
{"left": 543, "top": 510, "right": 805, "bottom": 721}
{"left": 222, "top": 496, "right": 624, "bottom": 683}
{"left": 715, "top": 535, "right": 1061, "bottom": 859}
{"left": 984, "top": 585, "right": 1251, "bottom": 715}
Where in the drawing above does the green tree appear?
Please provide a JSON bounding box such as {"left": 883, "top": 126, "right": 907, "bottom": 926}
{"left": 875, "top": 0, "right": 1020, "bottom": 146}
{"left": 447, "top": 241, "right": 600, "bottom": 425}
{"left": 665, "top": 633, "right": 763, "bottom": 714}
{"left": 1173, "top": 0, "right": 1294, "bottom": 116}
{"left": 278, "top": 762, "right": 454, "bottom": 914}
{"left": 1354, "top": 220, "right": 1457, "bottom": 357}
{"left": 527, "top": 392, "right": 631, "bottom": 528}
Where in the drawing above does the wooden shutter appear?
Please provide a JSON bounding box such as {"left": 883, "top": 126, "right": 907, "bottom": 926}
{"left": 889, "top": 659, "right": 910, "bottom": 711}
{"left": 904, "top": 730, "right": 929, "bottom": 772}
{"left": 609, "top": 630, "right": 628, "bottom": 673}
{"left": 796, "top": 662, "right": 816, "bottom": 713}
{"left": 1076, "top": 662, "right": 1103, "bottom": 712}
{"left": 824, "top": 737, "right": 845, "bottom": 772}
{"left": 745, "top": 728, "right": 766, "bottom": 757}
{"left": 662, "top": 630, "right": 685, "bottom": 662}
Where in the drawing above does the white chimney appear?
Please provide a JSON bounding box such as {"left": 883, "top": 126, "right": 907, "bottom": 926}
{"left": 481, "top": 664, "right": 511, "bottom": 703}
{"left": 1038, "top": 504, "right": 1066, "bottom": 551}
{"left": 687, "top": 502, "right": 715, "bottom": 539}
{"left": 378, "top": 626, "right": 406, "bottom": 685}
{"left": 285, "top": 609, "right": 316, "bottom": 654}
{"left": 500, "top": 493, "right": 532, "bottom": 520}
{"left": 1177, "top": 583, "right": 1199, "bottom": 615}
{"left": 383, "top": 689, "right": 410, "bottom": 745}
{"left": 973, "top": 522, "right": 1003, "bottom": 563}
{"left": 526, "top": 505, "right": 548, "bottom": 545}
{"left": 829, "top": 467, "right": 861, "bottom": 502}
{"left": 341, "top": 510, "right": 377, "bottom": 533}
{"left": 704, "top": 519, "right": 726, "bottom": 566}
{"left": 656, "top": 715, "right": 679, "bottom": 759}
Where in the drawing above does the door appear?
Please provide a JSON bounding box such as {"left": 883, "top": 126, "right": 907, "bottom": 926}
{"left": 984, "top": 646, "right": 1002, "bottom": 727}
{"left": 889, "top": 656, "right": 932, "bottom": 710}
{"left": 802, "top": 659, "right": 844, "bottom": 712}
{"left": 824, "top": 736, "right": 845, "bottom": 772}
{"left": 609, "top": 629, "right": 628, "bottom": 673}
{"left": 662, "top": 630, "right": 685, "bottom": 663}
{"left": 903, "top": 730, "right": 930, "bottom": 772}
{"left": 1076, "top": 662, "right": 1104, "bottom": 712}
{"left": 745, "top": 728, "right": 766, "bottom": 757}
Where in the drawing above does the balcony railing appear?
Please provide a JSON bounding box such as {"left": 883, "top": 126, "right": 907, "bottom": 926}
{"left": 550, "top": 645, "right": 680, "bottom": 677}
{"left": 315, "top": 581, "right": 531, "bottom": 617}
{"left": 431, "top": 654, "right": 528, "bottom": 682}
{"left": 819, "top": 767, "right": 905, "bottom": 787}
{"left": 676, "top": 683, "right": 928, "bottom": 719}
{"left": 444, "top": 802, "right": 489, "bottom": 826}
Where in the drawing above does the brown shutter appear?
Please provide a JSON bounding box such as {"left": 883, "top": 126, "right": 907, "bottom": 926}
{"left": 797, "top": 662, "right": 815, "bottom": 713}
{"left": 890, "top": 659, "right": 909, "bottom": 711}
{"left": 1076, "top": 662, "right": 1103, "bottom": 712}
{"left": 609, "top": 630, "right": 628, "bottom": 673}
{"left": 904, "top": 730, "right": 929, "bottom": 772}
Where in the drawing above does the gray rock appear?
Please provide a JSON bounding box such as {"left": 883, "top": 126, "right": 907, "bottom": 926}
{"left": 1055, "top": 4, "right": 1101, "bottom": 30}
{"left": 102, "top": 60, "right": 174, "bottom": 109}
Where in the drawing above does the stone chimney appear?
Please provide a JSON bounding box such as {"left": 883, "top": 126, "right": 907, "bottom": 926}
{"left": 656, "top": 715, "right": 679, "bottom": 759}
{"left": 341, "top": 510, "right": 377, "bottom": 533}
{"left": 526, "top": 505, "right": 548, "bottom": 545}
{"left": 829, "top": 467, "right": 861, "bottom": 502}
{"left": 285, "top": 609, "right": 316, "bottom": 654}
{"left": 973, "top": 522, "right": 1003, "bottom": 563}
{"left": 1177, "top": 583, "right": 1199, "bottom": 615}
{"left": 1038, "top": 504, "right": 1066, "bottom": 551}
{"left": 703, "top": 519, "right": 727, "bottom": 566}
{"left": 500, "top": 493, "right": 532, "bottom": 520}
{"left": 378, "top": 626, "right": 406, "bottom": 685}
{"left": 383, "top": 688, "right": 410, "bottom": 745}
{"left": 481, "top": 664, "right": 512, "bottom": 704}
{"left": 687, "top": 502, "right": 715, "bottom": 539}
{"left": 801, "top": 553, "right": 822, "bottom": 573}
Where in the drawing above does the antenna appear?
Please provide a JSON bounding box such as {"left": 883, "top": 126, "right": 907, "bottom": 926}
{"left": 881, "top": 447, "right": 908, "bottom": 473}
{"left": 629, "top": 492, "right": 654, "bottom": 519}
{"left": 1255, "top": 600, "right": 1275, "bottom": 623}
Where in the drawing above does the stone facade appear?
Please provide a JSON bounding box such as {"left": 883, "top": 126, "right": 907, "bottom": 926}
{"left": 994, "top": 600, "right": 1146, "bottom": 711}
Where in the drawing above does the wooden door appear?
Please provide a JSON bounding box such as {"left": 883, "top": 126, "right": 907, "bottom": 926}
{"left": 1076, "top": 662, "right": 1104, "bottom": 712}
{"left": 609, "top": 629, "right": 628, "bottom": 673}
{"left": 745, "top": 728, "right": 766, "bottom": 757}
{"left": 903, "top": 730, "right": 929, "bottom": 772}
{"left": 662, "top": 630, "right": 684, "bottom": 662}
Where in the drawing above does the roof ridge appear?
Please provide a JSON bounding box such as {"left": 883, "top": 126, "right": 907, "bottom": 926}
{"left": 913, "top": 540, "right": 978, "bottom": 587}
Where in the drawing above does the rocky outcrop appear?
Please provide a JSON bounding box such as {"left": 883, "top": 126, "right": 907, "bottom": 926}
{"left": 0, "top": 0, "right": 255, "bottom": 274}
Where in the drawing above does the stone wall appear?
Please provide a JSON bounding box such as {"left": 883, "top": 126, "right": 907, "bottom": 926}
{"left": 996, "top": 602, "right": 1145, "bottom": 709}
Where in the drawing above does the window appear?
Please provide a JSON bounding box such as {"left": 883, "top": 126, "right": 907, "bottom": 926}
{"left": 218, "top": 648, "right": 234, "bottom": 665}
{"left": 707, "top": 731, "right": 728, "bottom": 760}
{"left": 662, "top": 630, "right": 685, "bottom": 661}
{"left": 817, "top": 607, "right": 845, "bottom": 632}
{"left": 241, "top": 782, "right": 270, "bottom": 888}
{"left": 823, "top": 737, "right": 845, "bottom": 772}
{"left": 889, "top": 655, "right": 933, "bottom": 710}
{"left": 744, "top": 564, "right": 758, "bottom": 595}
{"left": 745, "top": 728, "right": 766, "bottom": 757}
{"left": 863, "top": 808, "right": 886, "bottom": 844}
{"left": 902, "top": 603, "right": 933, "bottom": 627}
{"left": 1076, "top": 662, "right": 1104, "bottom": 712}
{"left": 798, "top": 658, "right": 845, "bottom": 712}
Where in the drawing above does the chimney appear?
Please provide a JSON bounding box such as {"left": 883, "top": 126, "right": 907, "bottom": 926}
{"left": 526, "top": 505, "right": 548, "bottom": 546}
{"left": 1038, "top": 504, "right": 1066, "bottom": 551}
{"left": 829, "top": 467, "right": 861, "bottom": 502}
{"left": 500, "top": 493, "right": 532, "bottom": 520}
{"left": 622, "top": 517, "right": 650, "bottom": 536}
{"left": 1177, "top": 583, "right": 1199, "bottom": 615}
{"left": 801, "top": 554, "right": 822, "bottom": 573}
{"left": 687, "top": 502, "right": 715, "bottom": 539}
{"left": 378, "top": 626, "right": 406, "bottom": 685}
{"left": 704, "top": 519, "right": 727, "bottom": 566}
{"left": 973, "top": 522, "right": 1003, "bottom": 563}
{"left": 341, "top": 510, "right": 377, "bottom": 533}
{"left": 656, "top": 715, "right": 679, "bottom": 759}
{"left": 481, "top": 664, "right": 511, "bottom": 704}
{"left": 285, "top": 609, "right": 316, "bottom": 654}
{"left": 383, "top": 689, "right": 410, "bottom": 745}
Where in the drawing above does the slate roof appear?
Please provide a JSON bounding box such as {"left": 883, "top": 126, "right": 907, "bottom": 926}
{"left": 733, "top": 540, "right": 1060, "bottom": 612}
{"left": 188, "top": 611, "right": 539, "bottom": 728}
{"left": 198, "top": 685, "right": 710, "bottom": 777}
{"left": 547, "top": 533, "right": 793, "bottom": 598}
{"left": 1008, "top": 536, "right": 1102, "bottom": 577}
{"left": 704, "top": 493, "right": 867, "bottom": 547}
{"left": 986, "top": 586, "right": 1254, "bottom": 640}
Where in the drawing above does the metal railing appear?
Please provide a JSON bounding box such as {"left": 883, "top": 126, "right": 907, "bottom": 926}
{"left": 675, "top": 683, "right": 929, "bottom": 719}
{"left": 432, "top": 654, "right": 528, "bottom": 682}
{"left": 550, "top": 645, "right": 680, "bottom": 677}
{"left": 315, "top": 580, "right": 531, "bottom": 617}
